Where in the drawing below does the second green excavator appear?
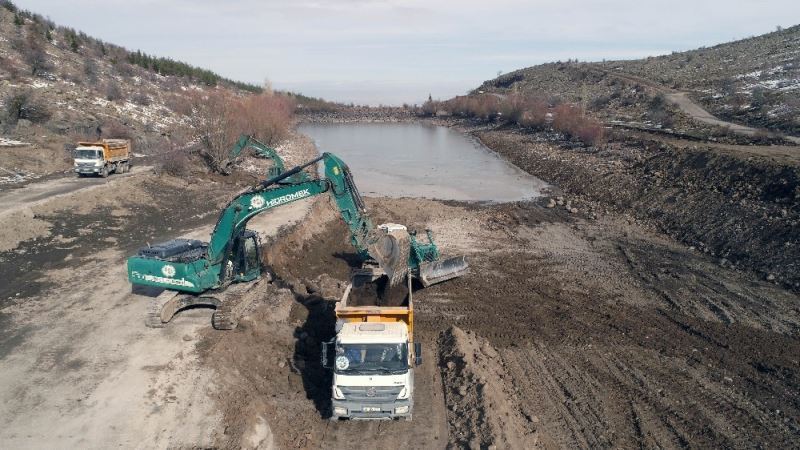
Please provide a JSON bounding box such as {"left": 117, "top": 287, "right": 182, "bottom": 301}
{"left": 127, "top": 149, "right": 468, "bottom": 329}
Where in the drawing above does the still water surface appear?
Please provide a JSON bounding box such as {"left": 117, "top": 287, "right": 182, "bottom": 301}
{"left": 298, "top": 122, "right": 547, "bottom": 202}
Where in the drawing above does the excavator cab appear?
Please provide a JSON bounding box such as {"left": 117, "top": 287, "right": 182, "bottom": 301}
{"left": 232, "top": 230, "right": 261, "bottom": 282}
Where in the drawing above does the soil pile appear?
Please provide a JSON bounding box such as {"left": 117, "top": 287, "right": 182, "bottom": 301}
{"left": 348, "top": 275, "right": 409, "bottom": 307}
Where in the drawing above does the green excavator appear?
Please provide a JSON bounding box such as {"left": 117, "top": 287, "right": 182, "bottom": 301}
{"left": 226, "top": 133, "right": 308, "bottom": 182}
{"left": 127, "top": 149, "right": 468, "bottom": 329}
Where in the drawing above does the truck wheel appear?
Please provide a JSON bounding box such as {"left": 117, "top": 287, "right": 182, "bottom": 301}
{"left": 101, "top": 166, "right": 109, "bottom": 178}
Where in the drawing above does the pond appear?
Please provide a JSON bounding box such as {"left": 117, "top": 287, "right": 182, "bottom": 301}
{"left": 298, "top": 122, "right": 547, "bottom": 202}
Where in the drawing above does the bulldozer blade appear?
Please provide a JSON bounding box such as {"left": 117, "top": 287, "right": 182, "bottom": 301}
{"left": 418, "top": 256, "right": 469, "bottom": 287}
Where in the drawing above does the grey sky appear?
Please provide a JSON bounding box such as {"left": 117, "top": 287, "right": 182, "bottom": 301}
{"left": 15, "top": 0, "right": 800, "bottom": 105}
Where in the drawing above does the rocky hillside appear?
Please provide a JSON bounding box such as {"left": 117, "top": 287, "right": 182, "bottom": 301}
{"left": 0, "top": 1, "right": 262, "bottom": 181}
{"left": 479, "top": 25, "right": 800, "bottom": 135}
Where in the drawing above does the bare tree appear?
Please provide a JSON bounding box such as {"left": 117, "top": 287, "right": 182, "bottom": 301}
{"left": 188, "top": 91, "right": 294, "bottom": 174}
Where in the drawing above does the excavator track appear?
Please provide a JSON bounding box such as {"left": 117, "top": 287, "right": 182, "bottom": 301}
{"left": 145, "top": 290, "right": 181, "bottom": 328}
{"left": 211, "top": 300, "right": 236, "bottom": 330}
{"left": 144, "top": 280, "right": 264, "bottom": 330}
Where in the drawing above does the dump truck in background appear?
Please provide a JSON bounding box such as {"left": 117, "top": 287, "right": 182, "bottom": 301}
{"left": 322, "top": 270, "right": 422, "bottom": 421}
{"left": 73, "top": 139, "right": 131, "bottom": 177}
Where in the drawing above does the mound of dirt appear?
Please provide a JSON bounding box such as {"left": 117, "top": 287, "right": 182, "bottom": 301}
{"left": 439, "top": 326, "right": 538, "bottom": 449}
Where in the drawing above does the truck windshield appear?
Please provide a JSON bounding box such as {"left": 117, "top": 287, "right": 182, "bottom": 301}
{"left": 335, "top": 343, "right": 408, "bottom": 374}
{"left": 74, "top": 149, "right": 102, "bottom": 159}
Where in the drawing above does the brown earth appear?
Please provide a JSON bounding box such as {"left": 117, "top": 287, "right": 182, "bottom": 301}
{"left": 199, "top": 195, "right": 800, "bottom": 449}
{"left": 2, "top": 114, "right": 799, "bottom": 449}
{"left": 473, "top": 127, "right": 800, "bottom": 292}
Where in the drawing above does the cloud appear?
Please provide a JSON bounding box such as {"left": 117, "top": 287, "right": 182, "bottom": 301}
{"left": 14, "top": 0, "right": 800, "bottom": 104}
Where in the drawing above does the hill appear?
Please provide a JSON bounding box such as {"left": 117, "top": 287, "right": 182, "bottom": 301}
{"left": 0, "top": 1, "right": 282, "bottom": 181}
{"left": 477, "top": 25, "right": 800, "bottom": 136}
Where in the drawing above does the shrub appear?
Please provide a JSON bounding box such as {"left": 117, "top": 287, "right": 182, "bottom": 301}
{"left": 132, "top": 92, "right": 151, "bottom": 106}
{"left": 188, "top": 90, "right": 294, "bottom": 174}
{"left": 552, "top": 104, "right": 604, "bottom": 145}
{"left": 420, "top": 95, "right": 437, "bottom": 116}
{"left": 100, "top": 120, "right": 133, "bottom": 139}
{"left": 1, "top": 0, "right": 17, "bottom": 12}
{"left": 4, "top": 90, "right": 51, "bottom": 125}
{"left": 84, "top": 60, "right": 99, "bottom": 85}
{"left": 165, "top": 94, "right": 193, "bottom": 116}
{"left": 518, "top": 98, "right": 548, "bottom": 129}
{"left": 236, "top": 92, "right": 294, "bottom": 145}
{"left": 498, "top": 93, "right": 526, "bottom": 123}
{"left": 20, "top": 33, "right": 52, "bottom": 76}
{"left": 105, "top": 82, "right": 123, "bottom": 101}
{"left": 647, "top": 93, "right": 674, "bottom": 128}
{"left": 159, "top": 148, "right": 191, "bottom": 177}
{"left": 0, "top": 56, "right": 19, "bottom": 80}
{"left": 113, "top": 61, "right": 135, "bottom": 78}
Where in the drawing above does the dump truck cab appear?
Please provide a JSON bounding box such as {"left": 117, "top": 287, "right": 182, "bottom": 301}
{"left": 323, "top": 275, "right": 421, "bottom": 420}
{"left": 73, "top": 145, "right": 105, "bottom": 174}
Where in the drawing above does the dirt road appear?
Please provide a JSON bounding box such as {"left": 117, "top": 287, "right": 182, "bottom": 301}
{"left": 0, "top": 167, "right": 150, "bottom": 217}
{"left": 599, "top": 68, "right": 800, "bottom": 145}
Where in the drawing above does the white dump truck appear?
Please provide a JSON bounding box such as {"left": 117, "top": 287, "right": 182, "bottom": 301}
{"left": 73, "top": 139, "right": 131, "bottom": 177}
{"left": 322, "top": 272, "right": 422, "bottom": 420}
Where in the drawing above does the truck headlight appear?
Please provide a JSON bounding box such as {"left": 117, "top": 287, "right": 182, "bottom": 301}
{"left": 394, "top": 405, "right": 409, "bottom": 414}
{"left": 397, "top": 386, "right": 408, "bottom": 399}
{"left": 334, "top": 406, "right": 347, "bottom": 416}
{"left": 333, "top": 387, "right": 345, "bottom": 399}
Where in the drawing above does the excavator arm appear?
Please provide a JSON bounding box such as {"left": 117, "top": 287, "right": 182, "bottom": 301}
{"left": 228, "top": 134, "right": 309, "bottom": 182}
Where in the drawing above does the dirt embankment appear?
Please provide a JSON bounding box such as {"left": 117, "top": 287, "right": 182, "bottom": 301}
{"left": 476, "top": 128, "right": 800, "bottom": 290}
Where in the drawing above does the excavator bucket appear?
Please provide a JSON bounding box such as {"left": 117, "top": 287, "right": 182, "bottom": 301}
{"left": 366, "top": 225, "right": 411, "bottom": 286}
{"left": 418, "top": 256, "right": 469, "bottom": 287}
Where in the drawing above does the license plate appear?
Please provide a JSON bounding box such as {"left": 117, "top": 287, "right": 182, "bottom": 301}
{"left": 362, "top": 406, "right": 381, "bottom": 412}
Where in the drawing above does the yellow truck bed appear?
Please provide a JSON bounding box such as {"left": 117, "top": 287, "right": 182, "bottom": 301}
{"left": 78, "top": 139, "right": 131, "bottom": 163}
{"left": 335, "top": 276, "right": 414, "bottom": 342}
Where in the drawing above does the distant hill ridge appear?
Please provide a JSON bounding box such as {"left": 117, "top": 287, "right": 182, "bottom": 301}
{"left": 478, "top": 25, "right": 800, "bottom": 134}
